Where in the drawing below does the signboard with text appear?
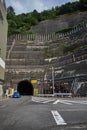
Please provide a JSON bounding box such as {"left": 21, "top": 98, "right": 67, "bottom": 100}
{"left": 30, "top": 79, "right": 38, "bottom": 84}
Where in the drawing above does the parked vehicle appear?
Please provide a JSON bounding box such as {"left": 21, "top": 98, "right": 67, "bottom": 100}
{"left": 12, "top": 92, "right": 21, "bottom": 98}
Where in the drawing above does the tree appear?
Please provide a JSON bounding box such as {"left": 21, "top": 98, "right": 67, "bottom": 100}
{"left": 7, "top": 6, "right": 15, "bottom": 19}
{"left": 7, "top": 1, "right": 86, "bottom": 36}
{"left": 79, "top": 0, "right": 87, "bottom": 10}
{"left": 31, "top": 10, "right": 41, "bottom": 21}
{"left": 7, "top": 6, "right": 17, "bottom": 36}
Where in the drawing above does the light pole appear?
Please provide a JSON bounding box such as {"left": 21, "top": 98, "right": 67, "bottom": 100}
{"left": 52, "top": 67, "right": 54, "bottom": 96}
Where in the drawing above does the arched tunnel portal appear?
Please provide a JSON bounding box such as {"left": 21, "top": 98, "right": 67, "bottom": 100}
{"left": 17, "top": 80, "right": 33, "bottom": 95}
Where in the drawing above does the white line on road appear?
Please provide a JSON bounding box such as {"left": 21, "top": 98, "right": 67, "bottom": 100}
{"left": 63, "top": 100, "right": 87, "bottom": 105}
{"left": 53, "top": 99, "right": 60, "bottom": 104}
{"left": 42, "top": 99, "right": 55, "bottom": 103}
{"left": 53, "top": 99, "right": 72, "bottom": 105}
{"left": 32, "top": 97, "right": 56, "bottom": 103}
{"left": 32, "top": 98, "right": 41, "bottom": 103}
{"left": 51, "top": 110, "right": 67, "bottom": 125}
{"left": 59, "top": 100, "right": 72, "bottom": 105}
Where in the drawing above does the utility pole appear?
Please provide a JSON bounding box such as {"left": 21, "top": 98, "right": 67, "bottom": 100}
{"left": 52, "top": 67, "right": 54, "bottom": 96}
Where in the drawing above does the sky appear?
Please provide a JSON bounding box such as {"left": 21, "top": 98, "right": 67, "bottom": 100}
{"left": 5, "top": 0, "right": 79, "bottom": 15}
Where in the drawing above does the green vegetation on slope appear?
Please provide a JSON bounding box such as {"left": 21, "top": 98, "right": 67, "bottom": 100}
{"left": 7, "top": 0, "right": 87, "bottom": 36}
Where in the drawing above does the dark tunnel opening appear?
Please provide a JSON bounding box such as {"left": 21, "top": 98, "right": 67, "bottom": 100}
{"left": 17, "top": 80, "right": 33, "bottom": 95}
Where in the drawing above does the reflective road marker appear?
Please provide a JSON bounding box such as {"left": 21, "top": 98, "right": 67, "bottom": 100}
{"left": 51, "top": 110, "right": 67, "bottom": 125}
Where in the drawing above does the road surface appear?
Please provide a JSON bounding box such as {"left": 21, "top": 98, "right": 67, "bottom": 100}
{"left": 0, "top": 96, "right": 87, "bottom": 130}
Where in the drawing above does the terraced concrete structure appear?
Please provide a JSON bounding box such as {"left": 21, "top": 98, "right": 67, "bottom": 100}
{"left": 5, "top": 39, "right": 46, "bottom": 91}
{"left": 5, "top": 16, "right": 87, "bottom": 96}
{"left": 0, "top": 0, "right": 8, "bottom": 97}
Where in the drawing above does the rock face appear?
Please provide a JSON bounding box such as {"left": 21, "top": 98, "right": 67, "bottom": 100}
{"left": 31, "top": 11, "right": 87, "bottom": 34}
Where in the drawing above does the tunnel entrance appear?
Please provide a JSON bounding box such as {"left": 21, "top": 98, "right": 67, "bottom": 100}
{"left": 17, "top": 80, "right": 33, "bottom": 95}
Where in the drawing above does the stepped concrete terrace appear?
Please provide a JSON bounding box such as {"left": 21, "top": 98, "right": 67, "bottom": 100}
{"left": 5, "top": 20, "right": 87, "bottom": 95}
{"left": 5, "top": 39, "right": 46, "bottom": 88}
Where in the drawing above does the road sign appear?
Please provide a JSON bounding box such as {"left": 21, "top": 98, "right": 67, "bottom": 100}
{"left": 31, "top": 79, "right": 38, "bottom": 84}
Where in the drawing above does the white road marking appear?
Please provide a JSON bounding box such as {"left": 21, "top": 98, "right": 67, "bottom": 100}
{"left": 32, "top": 97, "right": 47, "bottom": 102}
{"left": 32, "top": 97, "right": 87, "bottom": 105}
{"left": 53, "top": 99, "right": 60, "bottom": 104}
{"left": 32, "top": 98, "right": 41, "bottom": 103}
{"left": 61, "top": 100, "right": 87, "bottom": 105}
{"left": 42, "top": 99, "right": 55, "bottom": 103}
{"left": 59, "top": 100, "right": 72, "bottom": 105}
{"left": 51, "top": 110, "right": 67, "bottom": 125}
{"left": 32, "top": 97, "right": 56, "bottom": 103}
{"left": 53, "top": 99, "right": 72, "bottom": 105}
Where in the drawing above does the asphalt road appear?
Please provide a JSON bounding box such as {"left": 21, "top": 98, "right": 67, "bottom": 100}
{"left": 0, "top": 96, "right": 87, "bottom": 130}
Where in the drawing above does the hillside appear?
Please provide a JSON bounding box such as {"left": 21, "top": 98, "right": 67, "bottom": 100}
{"left": 5, "top": 6, "right": 87, "bottom": 96}
{"left": 31, "top": 11, "right": 87, "bottom": 34}
{"left": 7, "top": 0, "right": 87, "bottom": 36}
